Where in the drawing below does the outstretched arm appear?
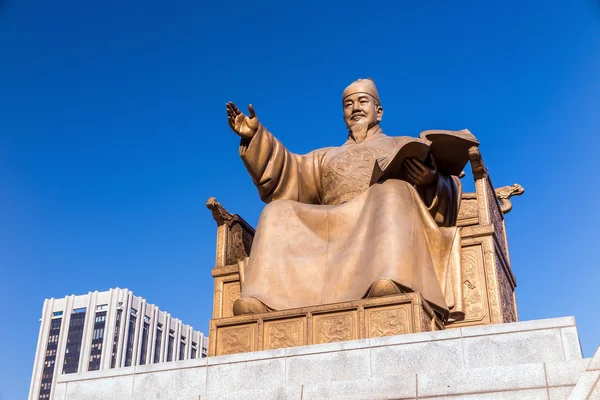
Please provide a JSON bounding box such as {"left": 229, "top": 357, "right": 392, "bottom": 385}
{"left": 225, "top": 102, "right": 325, "bottom": 204}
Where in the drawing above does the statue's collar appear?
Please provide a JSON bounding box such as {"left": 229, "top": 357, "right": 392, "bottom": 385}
{"left": 346, "top": 124, "right": 385, "bottom": 144}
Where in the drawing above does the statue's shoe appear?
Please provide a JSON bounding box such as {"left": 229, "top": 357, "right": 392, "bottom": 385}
{"left": 232, "top": 297, "right": 270, "bottom": 315}
{"left": 366, "top": 278, "right": 403, "bottom": 298}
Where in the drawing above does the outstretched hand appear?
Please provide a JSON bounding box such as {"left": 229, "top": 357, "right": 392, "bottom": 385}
{"left": 404, "top": 156, "right": 438, "bottom": 186}
{"left": 226, "top": 102, "right": 260, "bottom": 140}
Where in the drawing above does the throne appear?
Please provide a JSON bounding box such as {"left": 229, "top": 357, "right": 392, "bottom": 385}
{"left": 206, "top": 147, "right": 523, "bottom": 356}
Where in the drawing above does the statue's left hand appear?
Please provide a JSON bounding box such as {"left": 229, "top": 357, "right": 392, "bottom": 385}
{"left": 404, "top": 156, "right": 438, "bottom": 186}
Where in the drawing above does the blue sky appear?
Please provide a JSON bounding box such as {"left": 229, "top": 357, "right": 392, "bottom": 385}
{"left": 1, "top": 1, "right": 599, "bottom": 398}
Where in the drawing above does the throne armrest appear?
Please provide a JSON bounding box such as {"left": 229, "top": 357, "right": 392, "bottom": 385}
{"left": 206, "top": 197, "right": 255, "bottom": 268}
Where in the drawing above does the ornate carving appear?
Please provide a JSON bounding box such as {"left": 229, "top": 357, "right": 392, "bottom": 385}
{"left": 207, "top": 197, "right": 239, "bottom": 227}
{"left": 221, "top": 283, "right": 241, "bottom": 318}
{"left": 484, "top": 249, "right": 501, "bottom": 323}
{"left": 321, "top": 147, "right": 387, "bottom": 205}
{"left": 458, "top": 198, "right": 479, "bottom": 220}
{"left": 227, "top": 224, "right": 245, "bottom": 264}
{"left": 211, "top": 293, "right": 441, "bottom": 356}
{"left": 412, "top": 303, "right": 421, "bottom": 334}
{"left": 207, "top": 197, "right": 255, "bottom": 266}
{"left": 257, "top": 320, "right": 264, "bottom": 352}
{"left": 485, "top": 179, "right": 509, "bottom": 263}
{"left": 219, "top": 325, "right": 255, "bottom": 355}
{"left": 368, "top": 308, "right": 408, "bottom": 337}
{"left": 497, "top": 259, "right": 517, "bottom": 323}
{"left": 421, "top": 310, "right": 432, "bottom": 333}
{"left": 227, "top": 284, "right": 240, "bottom": 308}
{"left": 226, "top": 223, "right": 253, "bottom": 265}
{"left": 317, "top": 314, "right": 354, "bottom": 343}
{"left": 461, "top": 247, "right": 484, "bottom": 320}
{"left": 468, "top": 146, "right": 487, "bottom": 179}
{"left": 267, "top": 320, "right": 303, "bottom": 349}
{"left": 495, "top": 184, "right": 524, "bottom": 214}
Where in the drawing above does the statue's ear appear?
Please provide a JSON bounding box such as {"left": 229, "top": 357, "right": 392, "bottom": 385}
{"left": 377, "top": 105, "right": 384, "bottom": 122}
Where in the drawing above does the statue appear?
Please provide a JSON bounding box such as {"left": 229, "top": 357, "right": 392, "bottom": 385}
{"left": 225, "top": 78, "right": 468, "bottom": 322}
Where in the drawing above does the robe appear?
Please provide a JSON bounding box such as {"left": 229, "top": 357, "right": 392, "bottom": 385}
{"left": 239, "top": 124, "right": 465, "bottom": 320}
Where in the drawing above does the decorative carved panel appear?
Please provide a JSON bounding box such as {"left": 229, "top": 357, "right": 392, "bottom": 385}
{"left": 222, "top": 282, "right": 241, "bottom": 318}
{"left": 420, "top": 307, "right": 433, "bottom": 332}
{"left": 210, "top": 293, "right": 441, "bottom": 356}
{"left": 226, "top": 223, "right": 253, "bottom": 265}
{"left": 461, "top": 245, "right": 486, "bottom": 322}
{"left": 217, "top": 324, "right": 257, "bottom": 355}
{"left": 458, "top": 198, "right": 479, "bottom": 221}
{"left": 264, "top": 318, "right": 305, "bottom": 350}
{"left": 365, "top": 306, "right": 409, "bottom": 338}
{"left": 313, "top": 312, "right": 357, "bottom": 344}
{"left": 484, "top": 246, "right": 502, "bottom": 323}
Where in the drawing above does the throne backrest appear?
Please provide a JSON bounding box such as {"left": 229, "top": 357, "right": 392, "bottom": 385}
{"left": 207, "top": 146, "right": 523, "bottom": 327}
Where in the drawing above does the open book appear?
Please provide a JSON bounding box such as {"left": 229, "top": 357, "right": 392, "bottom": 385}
{"left": 369, "top": 129, "right": 480, "bottom": 186}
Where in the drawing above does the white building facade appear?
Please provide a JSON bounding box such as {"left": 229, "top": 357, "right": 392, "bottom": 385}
{"left": 28, "top": 288, "right": 208, "bottom": 400}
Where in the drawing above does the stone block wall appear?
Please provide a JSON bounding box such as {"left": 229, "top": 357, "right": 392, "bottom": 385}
{"left": 53, "top": 317, "right": 592, "bottom": 400}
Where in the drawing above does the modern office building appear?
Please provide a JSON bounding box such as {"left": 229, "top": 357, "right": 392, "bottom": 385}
{"left": 28, "top": 288, "right": 208, "bottom": 400}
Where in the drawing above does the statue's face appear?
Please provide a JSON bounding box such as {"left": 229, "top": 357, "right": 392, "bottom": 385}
{"left": 343, "top": 93, "right": 383, "bottom": 130}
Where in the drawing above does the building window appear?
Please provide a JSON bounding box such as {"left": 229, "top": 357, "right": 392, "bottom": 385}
{"left": 88, "top": 311, "right": 107, "bottom": 371}
{"left": 38, "top": 318, "right": 61, "bottom": 399}
{"left": 63, "top": 309, "right": 86, "bottom": 374}
{"left": 110, "top": 309, "right": 123, "bottom": 368}
{"left": 191, "top": 341, "right": 197, "bottom": 359}
{"left": 153, "top": 327, "right": 162, "bottom": 363}
{"left": 124, "top": 314, "right": 136, "bottom": 367}
{"left": 167, "top": 332, "right": 174, "bottom": 362}
{"left": 139, "top": 321, "right": 150, "bottom": 365}
{"left": 179, "top": 337, "right": 186, "bottom": 361}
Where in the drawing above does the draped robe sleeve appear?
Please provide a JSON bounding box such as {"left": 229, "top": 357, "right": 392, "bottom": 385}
{"left": 239, "top": 124, "right": 331, "bottom": 204}
{"left": 417, "top": 174, "right": 465, "bottom": 321}
{"left": 417, "top": 174, "right": 462, "bottom": 227}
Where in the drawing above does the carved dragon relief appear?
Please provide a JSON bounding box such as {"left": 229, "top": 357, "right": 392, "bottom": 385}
{"left": 316, "top": 314, "right": 354, "bottom": 343}
{"left": 369, "top": 308, "right": 408, "bottom": 337}
{"left": 495, "top": 184, "right": 524, "bottom": 214}
{"left": 206, "top": 197, "right": 239, "bottom": 227}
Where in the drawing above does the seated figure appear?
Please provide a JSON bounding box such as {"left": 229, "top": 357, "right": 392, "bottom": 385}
{"left": 225, "top": 79, "right": 465, "bottom": 321}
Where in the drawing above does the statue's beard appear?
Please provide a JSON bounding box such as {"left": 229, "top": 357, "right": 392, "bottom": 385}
{"left": 349, "top": 122, "right": 369, "bottom": 143}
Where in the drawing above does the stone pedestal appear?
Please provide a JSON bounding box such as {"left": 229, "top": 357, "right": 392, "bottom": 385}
{"left": 53, "top": 317, "right": 596, "bottom": 400}
{"left": 209, "top": 292, "right": 443, "bottom": 356}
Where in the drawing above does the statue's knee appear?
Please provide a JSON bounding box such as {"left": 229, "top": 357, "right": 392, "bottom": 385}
{"left": 261, "top": 200, "right": 292, "bottom": 220}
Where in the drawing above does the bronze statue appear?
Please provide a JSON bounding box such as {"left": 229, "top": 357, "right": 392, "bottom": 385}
{"left": 225, "top": 78, "right": 470, "bottom": 321}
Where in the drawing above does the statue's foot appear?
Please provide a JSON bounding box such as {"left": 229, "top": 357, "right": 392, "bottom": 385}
{"left": 232, "top": 297, "right": 270, "bottom": 315}
{"left": 366, "top": 278, "right": 403, "bottom": 298}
